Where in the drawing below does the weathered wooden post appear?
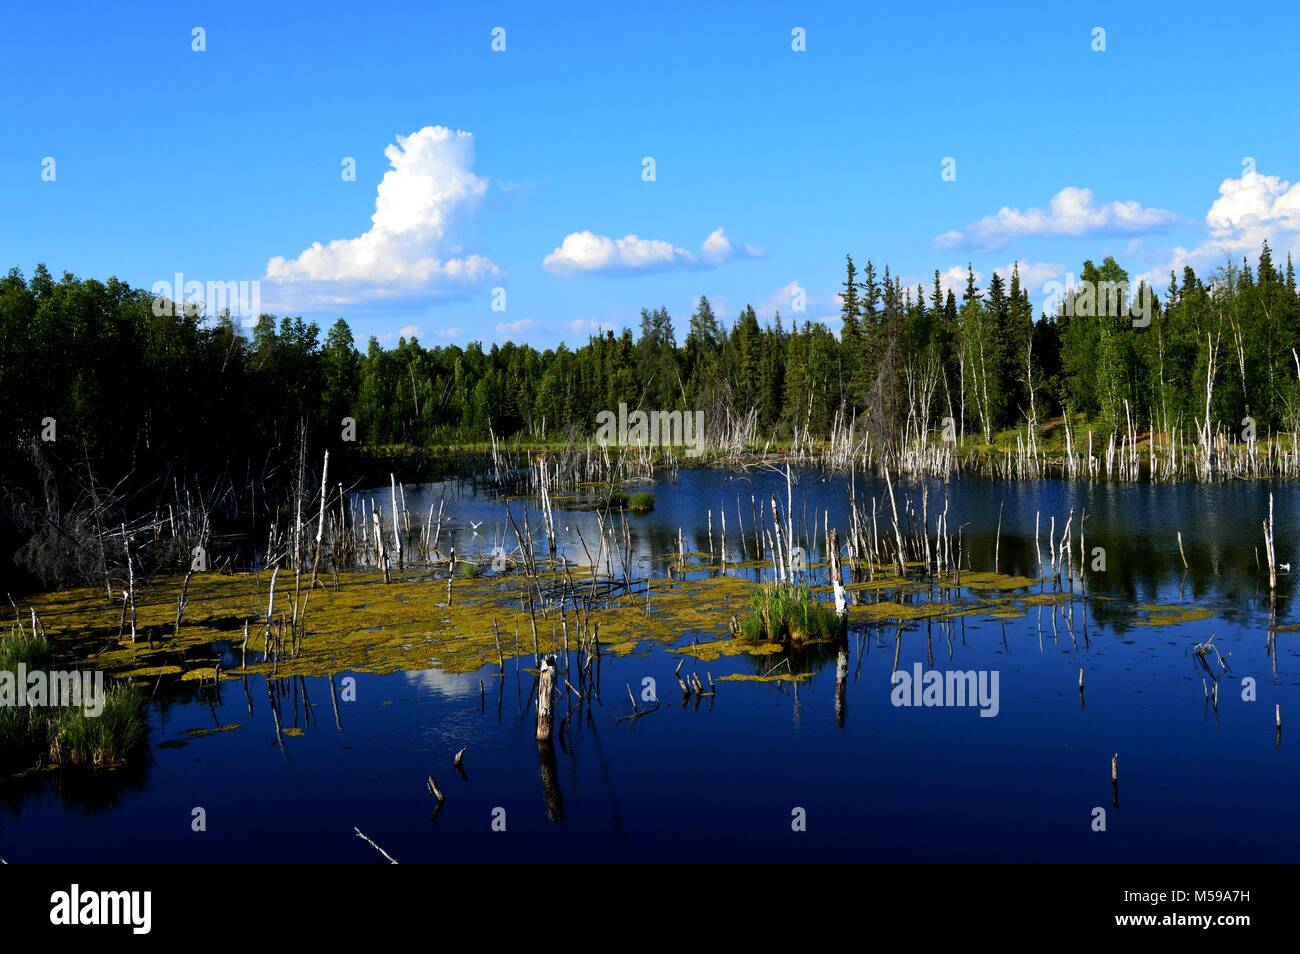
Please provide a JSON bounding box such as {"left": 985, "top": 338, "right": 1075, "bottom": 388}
{"left": 390, "top": 473, "right": 403, "bottom": 571}
{"left": 828, "top": 528, "right": 847, "bottom": 618}
{"left": 1265, "top": 493, "right": 1277, "bottom": 590}
{"left": 310, "top": 450, "right": 329, "bottom": 586}
{"left": 536, "top": 654, "right": 557, "bottom": 741}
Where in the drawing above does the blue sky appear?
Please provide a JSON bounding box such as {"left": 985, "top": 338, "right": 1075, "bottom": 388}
{"left": 4, "top": 1, "right": 1300, "bottom": 348}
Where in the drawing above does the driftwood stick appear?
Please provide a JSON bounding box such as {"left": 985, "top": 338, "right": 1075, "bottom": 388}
{"left": 674, "top": 658, "right": 690, "bottom": 694}
{"left": 354, "top": 827, "right": 398, "bottom": 864}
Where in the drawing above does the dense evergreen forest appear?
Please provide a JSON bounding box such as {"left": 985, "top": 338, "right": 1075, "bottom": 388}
{"left": 3, "top": 244, "right": 1299, "bottom": 480}
{"left": 4, "top": 245, "right": 1299, "bottom": 589}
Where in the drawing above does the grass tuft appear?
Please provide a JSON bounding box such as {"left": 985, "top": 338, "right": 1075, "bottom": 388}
{"left": 48, "top": 685, "right": 148, "bottom": 769}
{"left": 1, "top": 627, "right": 148, "bottom": 775}
{"left": 740, "top": 583, "right": 843, "bottom": 643}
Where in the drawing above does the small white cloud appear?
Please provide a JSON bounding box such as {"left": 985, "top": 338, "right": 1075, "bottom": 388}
{"left": 893, "top": 265, "right": 977, "bottom": 301}
{"left": 543, "top": 232, "right": 691, "bottom": 275}
{"left": 700, "top": 227, "right": 732, "bottom": 263}
{"left": 569, "top": 318, "right": 616, "bottom": 335}
{"left": 435, "top": 327, "right": 463, "bottom": 339}
{"left": 700, "top": 227, "right": 766, "bottom": 264}
{"left": 543, "top": 227, "right": 761, "bottom": 276}
{"left": 896, "top": 261, "right": 1063, "bottom": 306}
{"left": 398, "top": 324, "right": 422, "bottom": 339}
{"left": 934, "top": 230, "right": 965, "bottom": 250}
{"left": 264, "top": 126, "right": 500, "bottom": 310}
{"left": 757, "top": 280, "right": 810, "bottom": 318}
{"left": 495, "top": 318, "right": 536, "bottom": 335}
{"left": 936, "top": 186, "right": 1179, "bottom": 251}
{"left": 936, "top": 265, "right": 975, "bottom": 298}
{"left": 1003, "top": 260, "right": 1064, "bottom": 293}
{"left": 1138, "top": 170, "right": 1300, "bottom": 287}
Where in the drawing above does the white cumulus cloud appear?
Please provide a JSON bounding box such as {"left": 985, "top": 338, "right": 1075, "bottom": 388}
{"left": 700, "top": 227, "right": 765, "bottom": 265}
{"left": 936, "top": 187, "right": 1180, "bottom": 251}
{"left": 264, "top": 126, "right": 500, "bottom": 309}
{"left": 495, "top": 318, "right": 536, "bottom": 335}
{"left": 1138, "top": 171, "right": 1300, "bottom": 288}
{"left": 543, "top": 227, "right": 762, "bottom": 276}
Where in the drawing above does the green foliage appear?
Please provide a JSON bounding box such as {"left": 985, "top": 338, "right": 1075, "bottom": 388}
{"left": 49, "top": 684, "right": 147, "bottom": 768}
{"left": 3, "top": 242, "right": 1297, "bottom": 501}
{"left": 628, "top": 492, "right": 656, "bottom": 512}
{"left": 741, "top": 583, "right": 842, "bottom": 643}
{"left": 0, "top": 630, "right": 51, "bottom": 671}
{"left": 0, "top": 627, "right": 146, "bottom": 773}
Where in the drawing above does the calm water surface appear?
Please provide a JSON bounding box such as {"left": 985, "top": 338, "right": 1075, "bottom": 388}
{"left": 4, "top": 470, "right": 1298, "bottom": 862}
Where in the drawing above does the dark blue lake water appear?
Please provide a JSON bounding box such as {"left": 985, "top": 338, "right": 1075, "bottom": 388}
{"left": 3, "top": 469, "right": 1297, "bottom": 863}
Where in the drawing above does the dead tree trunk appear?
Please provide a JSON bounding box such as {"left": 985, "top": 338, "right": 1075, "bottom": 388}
{"left": 536, "top": 653, "right": 556, "bottom": 741}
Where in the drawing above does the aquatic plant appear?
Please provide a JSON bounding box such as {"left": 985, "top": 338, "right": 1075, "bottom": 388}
{"left": 1, "top": 627, "right": 147, "bottom": 775}
{"left": 741, "top": 582, "right": 843, "bottom": 644}
{"left": 628, "top": 492, "right": 656, "bottom": 512}
{"left": 0, "top": 630, "right": 51, "bottom": 671}
{"left": 48, "top": 685, "right": 147, "bottom": 769}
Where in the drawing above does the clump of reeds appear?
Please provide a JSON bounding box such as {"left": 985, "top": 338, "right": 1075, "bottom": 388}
{"left": 1, "top": 623, "right": 148, "bottom": 774}
{"left": 628, "top": 492, "right": 656, "bottom": 513}
{"left": 48, "top": 685, "right": 147, "bottom": 769}
{"left": 601, "top": 489, "right": 629, "bottom": 510}
{"left": 740, "top": 582, "right": 842, "bottom": 644}
{"left": 0, "top": 629, "right": 51, "bottom": 670}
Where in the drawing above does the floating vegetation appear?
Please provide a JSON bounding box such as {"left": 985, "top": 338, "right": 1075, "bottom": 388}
{"left": 670, "top": 637, "right": 783, "bottom": 661}
{"left": 30, "top": 568, "right": 757, "bottom": 682}
{"left": 1135, "top": 604, "right": 1214, "bottom": 627}
{"left": 1, "top": 625, "right": 147, "bottom": 776}
{"left": 740, "top": 582, "right": 844, "bottom": 644}
{"left": 46, "top": 685, "right": 147, "bottom": 770}
{"left": 183, "top": 724, "right": 240, "bottom": 738}
{"left": 717, "top": 672, "right": 812, "bottom": 683}
{"left": 588, "top": 488, "right": 656, "bottom": 513}
{"left": 947, "top": 571, "right": 1039, "bottom": 591}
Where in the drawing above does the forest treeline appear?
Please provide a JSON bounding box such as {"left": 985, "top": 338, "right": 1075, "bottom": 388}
{"left": 3, "top": 244, "right": 1300, "bottom": 493}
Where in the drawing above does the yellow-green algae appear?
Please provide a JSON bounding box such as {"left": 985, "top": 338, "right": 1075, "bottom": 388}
{"left": 183, "top": 724, "right": 240, "bottom": 738}
{"left": 1133, "top": 604, "right": 1214, "bottom": 626}
{"left": 716, "top": 672, "right": 812, "bottom": 683}
{"left": 25, "top": 566, "right": 1219, "bottom": 686}
{"left": 670, "top": 638, "right": 784, "bottom": 661}
{"left": 29, "top": 569, "right": 757, "bottom": 682}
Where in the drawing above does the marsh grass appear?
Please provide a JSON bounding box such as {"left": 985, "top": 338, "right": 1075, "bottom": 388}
{"left": 741, "top": 583, "right": 842, "bottom": 643}
{"left": 0, "top": 630, "right": 51, "bottom": 670}
{"left": 594, "top": 489, "right": 656, "bottom": 512}
{"left": 1, "top": 626, "right": 147, "bottom": 774}
{"left": 48, "top": 685, "right": 147, "bottom": 769}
